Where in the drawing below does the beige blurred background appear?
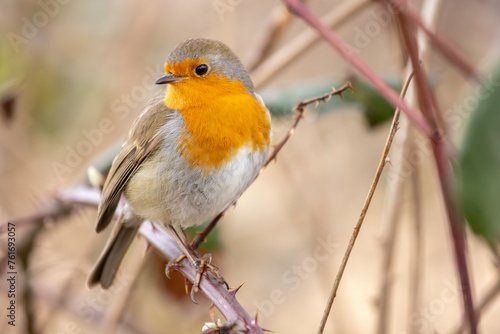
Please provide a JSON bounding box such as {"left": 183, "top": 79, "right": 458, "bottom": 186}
{"left": 1, "top": 0, "right": 500, "bottom": 333}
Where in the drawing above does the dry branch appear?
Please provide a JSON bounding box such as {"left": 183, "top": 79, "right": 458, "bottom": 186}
{"left": 377, "top": 0, "right": 442, "bottom": 331}
{"left": 139, "top": 221, "right": 264, "bottom": 333}
{"left": 317, "top": 71, "right": 414, "bottom": 334}
{"left": 281, "top": 1, "right": 478, "bottom": 332}
{"left": 394, "top": 9, "right": 477, "bottom": 334}
{"left": 280, "top": 0, "right": 432, "bottom": 136}
{"left": 9, "top": 187, "right": 264, "bottom": 333}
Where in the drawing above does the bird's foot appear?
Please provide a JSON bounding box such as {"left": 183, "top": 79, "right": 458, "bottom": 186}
{"left": 190, "top": 253, "right": 228, "bottom": 304}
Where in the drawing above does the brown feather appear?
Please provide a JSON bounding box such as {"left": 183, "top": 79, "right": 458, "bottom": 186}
{"left": 95, "top": 92, "right": 173, "bottom": 232}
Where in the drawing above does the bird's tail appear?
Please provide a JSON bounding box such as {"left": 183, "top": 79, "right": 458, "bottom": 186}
{"left": 87, "top": 220, "right": 139, "bottom": 289}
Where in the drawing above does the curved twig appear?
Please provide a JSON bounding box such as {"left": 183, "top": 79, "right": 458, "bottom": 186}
{"left": 317, "top": 71, "right": 414, "bottom": 334}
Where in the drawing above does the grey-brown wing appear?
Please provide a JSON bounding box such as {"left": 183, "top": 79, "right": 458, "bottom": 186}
{"left": 95, "top": 94, "right": 169, "bottom": 232}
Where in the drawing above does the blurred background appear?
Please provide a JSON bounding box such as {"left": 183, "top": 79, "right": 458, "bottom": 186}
{"left": 1, "top": 0, "right": 500, "bottom": 333}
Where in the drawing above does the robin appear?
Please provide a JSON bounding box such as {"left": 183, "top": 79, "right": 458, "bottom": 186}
{"left": 87, "top": 38, "right": 272, "bottom": 296}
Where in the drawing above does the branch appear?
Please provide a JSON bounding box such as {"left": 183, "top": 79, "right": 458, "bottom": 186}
{"left": 280, "top": 0, "right": 432, "bottom": 136}
{"left": 8, "top": 187, "right": 264, "bottom": 333}
{"left": 317, "top": 71, "right": 414, "bottom": 334}
{"left": 138, "top": 221, "right": 263, "bottom": 333}
{"left": 378, "top": 0, "right": 441, "bottom": 331}
{"left": 1, "top": 199, "right": 72, "bottom": 233}
{"left": 394, "top": 8, "right": 477, "bottom": 334}
{"left": 264, "top": 82, "right": 353, "bottom": 168}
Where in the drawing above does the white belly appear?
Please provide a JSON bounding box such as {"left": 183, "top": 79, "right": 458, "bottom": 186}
{"left": 124, "top": 112, "right": 269, "bottom": 228}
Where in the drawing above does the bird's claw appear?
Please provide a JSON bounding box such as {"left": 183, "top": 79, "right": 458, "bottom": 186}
{"left": 165, "top": 254, "right": 186, "bottom": 279}
{"left": 166, "top": 251, "right": 228, "bottom": 303}
{"left": 189, "top": 253, "right": 228, "bottom": 304}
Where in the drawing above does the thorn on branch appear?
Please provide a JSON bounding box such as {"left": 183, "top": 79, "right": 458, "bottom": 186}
{"left": 230, "top": 282, "right": 245, "bottom": 297}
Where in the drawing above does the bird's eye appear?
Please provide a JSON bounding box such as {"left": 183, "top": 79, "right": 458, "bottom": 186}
{"left": 195, "top": 64, "right": 209, "bottom": 76}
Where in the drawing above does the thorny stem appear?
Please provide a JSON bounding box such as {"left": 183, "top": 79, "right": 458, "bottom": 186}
{"left": 263, "top": 82, "right": 353, "bottom": 169}
{"left": 9, "top": 188, "right": 264, "bottom": 334}
{"left": 283, "top": 0, "right": 478, "bottom": 332}
{"left": 139, "top": 221, "right": 264, "bottom": 334}
{"left": 432, "top": 138, "right": 477, "bottom": 334}
{"left": 317, "top": 72, "right": 414, "bottom": 334}
{"left": 395, "top": 9, "right": 477, "bottom": 334}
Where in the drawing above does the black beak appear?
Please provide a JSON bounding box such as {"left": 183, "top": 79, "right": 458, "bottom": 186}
{"left": 155, "top": 73, "right": 184, "bottom": 84}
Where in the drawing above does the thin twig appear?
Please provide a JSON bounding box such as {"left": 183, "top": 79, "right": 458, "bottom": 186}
{"left": 264, "top": 82, "right": 352, "bottom": 168}
{"left": 191, "top": 83, "right": 353, "bottom": 250}
{"left": 317, "top": 73, "right": 412, "bottom": 334}
{"left": 376, "top": 71, "right": 415, "bottom": 334}
{"left": 406, "top": 0, "right": 443, "bottom": 330}
{"left": 378, "top": 0, "right": 441, "bottom": 331}
{"left": 280, "top": 0, "right": 432, "bottom": 136}
{"left": 191, "top": 212, "right": 224, "bottom": 249}
{"left": 251, "top": 0, "right": 371, "bottom": 89}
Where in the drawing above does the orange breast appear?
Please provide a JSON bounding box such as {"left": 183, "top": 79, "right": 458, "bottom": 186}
{"left": 164, "top": 74, "right": 270, "bottom": 171}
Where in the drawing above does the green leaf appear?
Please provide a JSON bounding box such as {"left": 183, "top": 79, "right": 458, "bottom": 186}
{"left": 458, "top": 63, "right": 500, "bottom": 243}
{"left": 347, "top": 78, "right": 399, "bottom": 127}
